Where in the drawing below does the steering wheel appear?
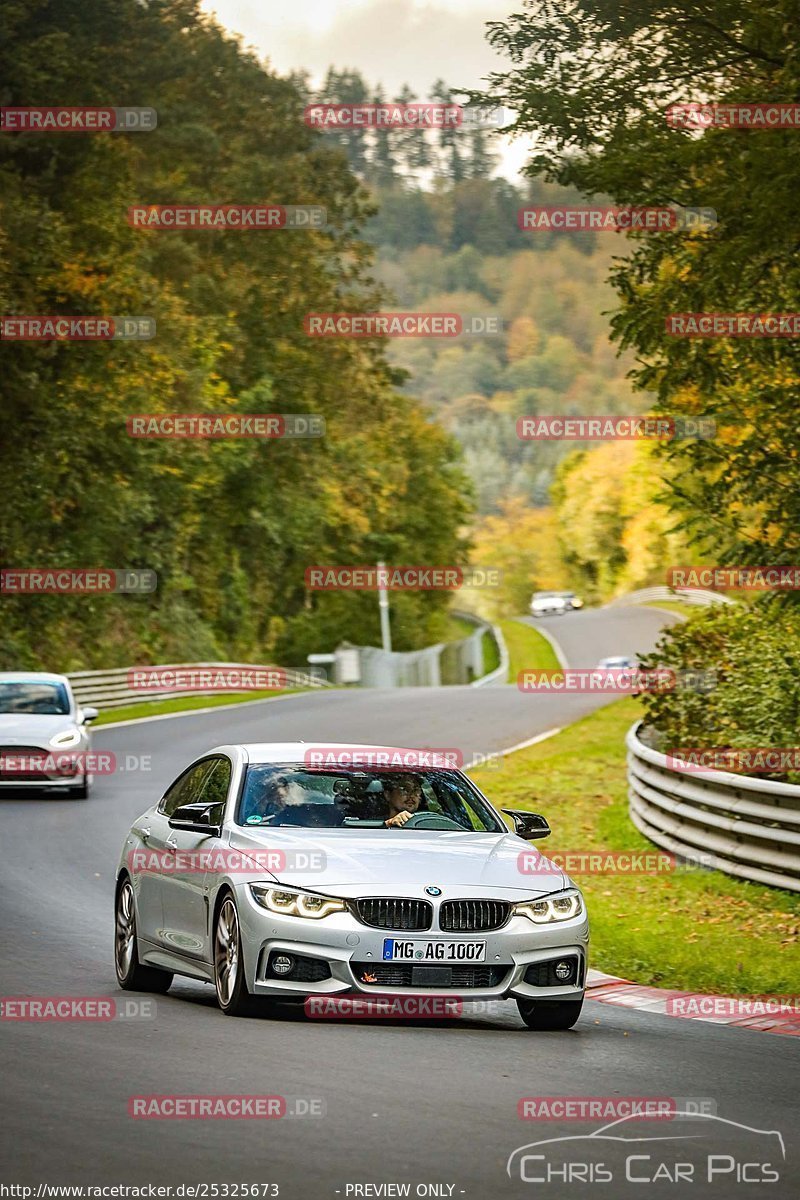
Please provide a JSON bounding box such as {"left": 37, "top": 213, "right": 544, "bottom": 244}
{"left": 399, "top": 811, "right": 464, "bottom": 831}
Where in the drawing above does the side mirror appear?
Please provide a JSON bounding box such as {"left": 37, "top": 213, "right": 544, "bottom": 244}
{"left": 502, "top": 809, "right": 551, "bottom": 840}
{"left": 80, "top": 706, "right": 99, "bottom": 724}
{"left": 168, "top": 802, "right": 221, "bottom": 835}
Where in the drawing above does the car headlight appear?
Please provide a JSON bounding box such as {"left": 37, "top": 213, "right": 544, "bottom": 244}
{"left": 50, "top": 728, "right": 82, "bottom": 748}
{"left": 513, "top": 889, "right": 583, "bottom": 924}
{"left": 249, "top": 885, "right": 346, "bottom": 920}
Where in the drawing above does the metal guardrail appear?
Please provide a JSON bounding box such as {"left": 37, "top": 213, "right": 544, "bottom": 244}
{"left": 339, "top": 612, "right": 507, "bottom": 688}
{"left": 610, "top": 587, "right": 735, "bottom": 607}
{"left": 67, "top": 661, "right": 331, "bottom": 710}
{"left": 627, "top": 720, "right": 800, "bottom": 893}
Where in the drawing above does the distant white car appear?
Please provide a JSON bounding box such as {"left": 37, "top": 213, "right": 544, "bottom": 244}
{"left": 0, "top": 672, "right": 99, "bottom": 798}
{"left": 596, "top": 656, "right": 637, "bottom": 671}
{"left": 530, "top": 592, "right": 568, "bottom": 617}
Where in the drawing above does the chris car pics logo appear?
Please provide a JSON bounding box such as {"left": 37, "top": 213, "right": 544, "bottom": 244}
{"left": 507, "top": 1112, "right": 784, "bottom": 1186}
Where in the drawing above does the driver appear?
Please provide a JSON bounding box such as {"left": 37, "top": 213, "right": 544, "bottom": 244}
{"left": 384, "top": 777, "right": 424, "bottom": 828}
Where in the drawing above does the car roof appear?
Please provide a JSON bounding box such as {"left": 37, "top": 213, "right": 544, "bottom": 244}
{"left": 0, "top": 671, "right": 71, "bottom": 684}
{"left": 216, "top": 742, "right": 458, "bottom": 766}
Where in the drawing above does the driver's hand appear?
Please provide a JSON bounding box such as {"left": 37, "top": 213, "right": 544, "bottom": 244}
{"left": 385, "top": 811, "right": 412, "bottom": 827}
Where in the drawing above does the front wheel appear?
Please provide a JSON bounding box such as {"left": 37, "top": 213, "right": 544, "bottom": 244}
{"left": 214, "top": 895, "right": 266, "bottom": 1017}
{"left": 115, "top": 877, "right": 173, "bottom": 993}
{"left": 516, "top": 996, "right": 583, "bottom": 1030}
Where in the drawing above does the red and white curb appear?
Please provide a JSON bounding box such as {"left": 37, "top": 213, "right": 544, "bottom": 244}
{"left": 586, "top": 969, "right": 800, "bottom": 1037}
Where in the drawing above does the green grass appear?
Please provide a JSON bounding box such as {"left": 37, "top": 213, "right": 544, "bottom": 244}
{"left": 470, "top": 697, "right": 800, "bottom": 994}
{"left": 499, "top": 617, "right": 561, "bottom": 681}
{"left": 481, "top": 628, "right": 501, "bottom": 676}
{"left": 94, "top": 688, "right": 304, "bottom": 725}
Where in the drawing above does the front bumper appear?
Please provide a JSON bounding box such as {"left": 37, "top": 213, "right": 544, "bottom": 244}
{"left": 0, "top": 744, "right": 89, "bottom": 789}
{"left": 238, "top": 886, "right": 588, "bottom": 1001}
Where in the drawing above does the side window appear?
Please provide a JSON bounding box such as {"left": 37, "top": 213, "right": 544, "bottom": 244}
{"left": 197, "top": 758, "right": 232, "bottom": 825}
{"left": 159, "top": 760, "right": 215, "bottom": 816}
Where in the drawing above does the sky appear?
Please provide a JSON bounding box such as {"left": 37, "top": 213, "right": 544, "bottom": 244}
{"left": 197, "top": 0, "right": 532, "bottom": 178}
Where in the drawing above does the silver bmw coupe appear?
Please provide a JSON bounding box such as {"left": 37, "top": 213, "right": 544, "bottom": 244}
{"left": 115, "top": 743, "right": 588, "bottom": 1029}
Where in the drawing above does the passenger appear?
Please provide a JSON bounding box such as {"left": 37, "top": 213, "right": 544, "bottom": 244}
{"left": 246, "top": 773, "right": 300, "bottom": 822}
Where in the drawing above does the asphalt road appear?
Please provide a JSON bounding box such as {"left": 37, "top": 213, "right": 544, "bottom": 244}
{"left": 1, "top": 606, "right": 796, "bottom": 1198}
{"left": 517, "top": 602, "right": 680, "bottom": 668}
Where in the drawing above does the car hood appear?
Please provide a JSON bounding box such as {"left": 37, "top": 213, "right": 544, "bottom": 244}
{"left": 227, "top": 827, "right": 567, "bottom": 897}
{"left": 0, "top": 713, "right": 76, "bottom": 741}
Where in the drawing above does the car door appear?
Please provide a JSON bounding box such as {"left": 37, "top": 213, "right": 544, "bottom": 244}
{"left": 160, "top": 756, "right": 232, "bottom": 961}
{"left": 130, "top": 800, "right": 174, "bottom": 948}
{"left": 139, "top": 759, "right": 216, "bottom": 949}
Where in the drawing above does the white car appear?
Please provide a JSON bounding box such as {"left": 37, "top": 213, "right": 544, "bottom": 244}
{"left": 597, "top": 656, "right": 637, "bottom": 672}
{"left": 115, "top": 743, "right": 589, "bottom": 1029}
{"left": 0, "top": 672, "right": 99, "bottom": 798}
{"left": 530, "top": 591, "right": 568, "bottom": 617}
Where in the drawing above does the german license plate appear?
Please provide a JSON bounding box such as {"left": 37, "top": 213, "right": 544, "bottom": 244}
{"left": 382, "top": 938, "right": 486, "bottom": 962}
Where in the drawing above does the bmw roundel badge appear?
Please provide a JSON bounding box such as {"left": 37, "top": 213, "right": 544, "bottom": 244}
{"left": 425, "top": 886, "right": 442, "bottom": 896}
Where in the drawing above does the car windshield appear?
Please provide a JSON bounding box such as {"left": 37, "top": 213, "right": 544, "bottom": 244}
{"left": 0, "top": 681, "right": 71, "bottom": 715}
{"left": 237, "top": 765, "right": 505, "bottom": 832}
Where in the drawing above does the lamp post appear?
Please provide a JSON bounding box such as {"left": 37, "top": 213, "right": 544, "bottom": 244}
{"left": 377, "top": 560, "right": 392, "bottom": 653}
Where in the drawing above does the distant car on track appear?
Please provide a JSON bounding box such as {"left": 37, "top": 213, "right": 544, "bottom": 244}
{"left": 596, "top": 656, "right": 637, "bottom": 672}
{"left": 530, "top": 591, "right": 568, "bottom": 616}
{"left": 115, "top": 743, "right": 589, "bottom": 1028}
{"left": 0, "top": 672, "right": 98, "bottom": 798}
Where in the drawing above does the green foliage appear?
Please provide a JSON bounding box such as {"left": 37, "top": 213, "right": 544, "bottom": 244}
{"left": 639, "top": 603, "right": 800, "bottom": 776}
{"left": 370, "top": 237, "right": 641, "bottom": 515}
{"left": 0, "top": 1, "right": 471, "bottom": 669}
{"left": 478, "top": 0, "right": 800, "bottom": 572}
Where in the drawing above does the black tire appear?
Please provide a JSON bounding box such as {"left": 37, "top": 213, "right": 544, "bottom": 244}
{"left": 115, "top": 877, "right": 173, "bottom": 993}
{"left": 69, "top": 775, "right": 90, "bottom": 799}
{"left": 516, "top": 996, "right": 584, "bottom": 1030}
{"left": 213, "top": 893, "right": 266, "bottom": 1017}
